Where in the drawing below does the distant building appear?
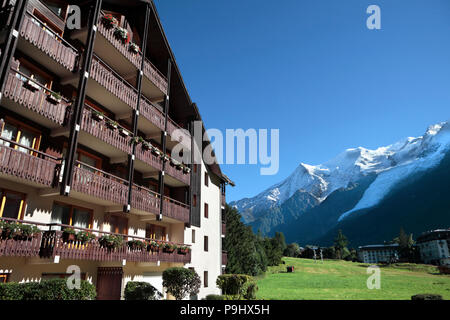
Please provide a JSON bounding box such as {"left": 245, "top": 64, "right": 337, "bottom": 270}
{"left": 357, "top": 244, "right": 399, "bottom": 264}
{"left": 416, "top": 229, "right": 450, "bottom": 266}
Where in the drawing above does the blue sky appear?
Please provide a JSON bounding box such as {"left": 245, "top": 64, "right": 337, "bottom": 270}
{"left": 154, "top": 0, "right": 450, "bottom": 202}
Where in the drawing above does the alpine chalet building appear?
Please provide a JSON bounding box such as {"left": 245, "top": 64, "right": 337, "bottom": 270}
{"left": 0, "top": 0, "right": 232, "bottom": 299}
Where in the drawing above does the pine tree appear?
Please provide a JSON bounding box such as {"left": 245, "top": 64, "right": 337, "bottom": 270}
{"left": 333, "top": 229, "right": 349, "bottom": 260}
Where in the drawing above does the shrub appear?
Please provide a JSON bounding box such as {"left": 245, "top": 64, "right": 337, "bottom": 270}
{"left": 124, "top": 281, "right": 162, "bottom": 300}
{"left": 216, "top": 274, "right": 258, "bottom": 300}
{"left": 162, "top": 267, "right": 201, "bottom": 300}
{"left": 411, "top": 294, "right": 443, "bottom": 300}
{"left": 0, "top": 279, "right": 96, "bottom": 300}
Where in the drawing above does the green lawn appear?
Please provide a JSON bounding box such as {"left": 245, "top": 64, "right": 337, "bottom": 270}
{"left": 256, "top": 257, "right": 450, "bottom": 300}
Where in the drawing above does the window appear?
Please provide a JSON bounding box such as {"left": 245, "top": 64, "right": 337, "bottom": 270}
{"left": 0, "top": 118, "right": 41, "bottom": 154}
{"left": 50, "top": 202, "right": 93, "bottom": 230}
{"left": 204, "top": 172, "right": 209, "bottom": 186}
{"left": 204, "top": 236, "right": 208, "bottom": 252}
{"left": 17, "top": 58, "right": 52, "bottom": 88}
{"left": 192, "top": 229, "right": 195, "bottom": 243}
{"left": 41, "top": 1, "right": 69, "bottom": 20}
{"left": 0, "top": 274, "right": 9, "bottom": 283}
{"left": 0, "top": 189, "right": 26, "bottom": 220}
{"left": 204, "top": 203, "right": 208, "bottom": 219}
{"left": 204, "top": 271, "right": 208, "bottom": 288}
{"left": 146, "top": 224, "right": 166, "bottom": 241}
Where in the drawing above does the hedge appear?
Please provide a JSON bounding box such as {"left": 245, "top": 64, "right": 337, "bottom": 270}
{"left": 216, "top": 274, "right": 258, "bottom": 300}
{"left": 124, "top": 281, "right": 162, "bottom": 300}
{"left": 0, "top": 279, "right": 96, "bottom": 300}
{"left": 411, "top": 294, "right": 443, "bottom": 300}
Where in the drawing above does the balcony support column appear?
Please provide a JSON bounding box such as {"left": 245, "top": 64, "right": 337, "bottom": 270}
{"left": 125, "top": 3, "right": 151, "bottom": 213}
{"left": 0, "top": 0, "right": 27, "bottom": 98}
{"left": 60, "top": 0, "right": 102, "bottom": 196}
{"left": 158, "top": 59, "right": 172, "bottom": 221}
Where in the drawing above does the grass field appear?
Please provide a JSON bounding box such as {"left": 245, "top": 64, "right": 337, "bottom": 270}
{"left": 256, "top": 257, "right": 450, "bottom": 300}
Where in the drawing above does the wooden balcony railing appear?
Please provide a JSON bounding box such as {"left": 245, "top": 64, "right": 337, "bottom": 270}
{"left": 167, "top": 117, "right": 191, "bottom": 145}
{"left": 90, "top": 56, "right": 138, "bottom": 110}
{"left": 0, "top": 135, "right": 61, "bottom": 187}
{"left": 222, "top": 222, "right": 226, "bottom": 236}
{"left": 97, "top": 13, "right": 142, "bottom": 69}
{"left": 165, "top": 160, "right": 190, "bottom": 185}
{"left": 140, "top": 95, "right": 165, "bottom": 130}
{"left": 20, "top": 12, "right": 78, "bottom": 71}
{"left": 72, "top": 162, "right": 129, "bottom": 205}
{"left": 0, "top": 218, "right": 191, "bottom": 263}
{"left": 80, "top": 105, "right": 133, "bottom": 155}
{"left": 163, "top": 197, "right": 190, "bottom": 223}
{"left": 135, "top": 143, "right": 163, "bottom": 171}
{"left": 131, "top": 184, "right": 160, "bottom": 216}
{"left": 222, "top": 251, "right": 228, "bottom": 266}
{"left": 2, "top": 68, "right": 71, "bottom": 125}
{"left": 221, "top": 194, "right": 226, "bottom": 206}
{"left": 143, "top": 58, "right": 168, "bottom": 95}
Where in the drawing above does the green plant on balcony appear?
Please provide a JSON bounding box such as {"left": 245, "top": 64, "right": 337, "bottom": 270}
{"left": 182, "top": 166, "right": 191, "bottom": 174}
{"left": 101, "top": 14, "right": 119, "bottom": 29}
{"left": 106, "top": 119, "right": 118, "bottom": 131}
{"left": 99, "top": 234, "right": 124, "bottom": 250}
{"left": 142, "top": 141, "right": 152, "bottom": 151}
{"left": 129, "top": 42, "right": 140, "bottom": 54}
{"left": 147, "top": 240, "right": 160, "bottom": 252}
{"left": 178, "top": 246, "right": 190, "bottom": 255}
{"left": 16, "top": 224, "right": 41, "bottom": 240}
{"left": 151, "top": 146, "right": 162, "bottom": 157}
{"left": 47, "top": 91, "right": 62, "bottom": 104}
{"left": 75, "top": 231, "right": 96, "bottom": 244}
{"left": 113, "top": 26, "right": 130, "bottom": 45}
{"left": 127, "top": 239, "right": 146, "bottom": 251}
{"left": 91, "top": 109, "right": 104, "bottom": 122}
{"left": 163, "top": 242, "right": 178, "bottom": 253}
{"left": 62, "top": 228, "right": 77, "bottom": 242}
{"left": 119, "top": 127, "right": 130, "bottom": 137}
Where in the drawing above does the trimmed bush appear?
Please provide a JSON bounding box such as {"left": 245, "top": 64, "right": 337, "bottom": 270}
{"left": 162, "top": 267, "right": 201, "bottom": 300}
{"left": 205, "top": 294, "right": 237, "bottom": 300}
{"left": 124, "top": 281, "right": 162, "bottom": 300}
{"left": 0, "top": 279, "right": 96, "bottom": 300}
{"left": 411, "top": 294, "right": 443, "bottom": 300}
{"left": 216, "top": 274, "right": 258, "bottom": 300}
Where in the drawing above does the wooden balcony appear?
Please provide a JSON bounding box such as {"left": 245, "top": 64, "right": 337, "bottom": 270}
{"left": 131, "top": 184, "right": 160, "bottom": 216}
{"left": 17, "top": 12, "right": 78, "bottom": 76}
{"left": 165, "top": 159, "right": 190, "bottom": 186}
{"left": 0, "top": 136, "right": 60, "bottom": 188}
{"left": 135, "top": 143, "right": 163, "bottom": 172}
{"left": 222, "top": 222, "right": 226, "bottom": 236}
{"left": 163, "top": 197, "right": 190, "bottom": 224}
{"left": 221, "top": 194, "right": 226, "bottom": 207}
{"left": 0, "top": 218, "right": 191, "bottom": 264}
{"left": 222, "top": 251, "right": 228, "bottom": 266}
{"left": 139, "top": 96, "right": 165, "bottom": 131}
{"left": 71, "top": 162, "right": 129, "bottom": 206}
{"left": 89, "top": 57, "right": 138, "bottom": 113}
{"left": 142, "top": 57, "right": 168, "bottom": 97}
{"left": 80, "top": 105, "right": 133, "bottom": 155}
{"left": 167, "top": 117, "right": 191, "bottom": 147}
{"left": 2, "top": 68, "right": 70, "bottom": 127}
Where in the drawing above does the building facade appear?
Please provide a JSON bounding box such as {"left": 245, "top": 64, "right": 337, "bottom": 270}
{"left": 357, "top": 244, "right": 399, "bottom": 264}
{"left": 0, "top": 0, "right": 231, "bottom": 299}
{"left": 416, "top": 229, "right": 450, "bottom": 266}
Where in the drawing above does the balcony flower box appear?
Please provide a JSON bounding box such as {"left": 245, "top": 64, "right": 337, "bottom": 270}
{"left": 106, "top": 120, "right": 118, "bottom": 131}
{"left": 101, "top": 14, "right": 118, "bottom": 29}
{"left": 147, "top": 240, "right": 160, "bottom": 252}
{"left": 127, "top": 239, "right": 146, "bottom": 251}
{"left": 142, "top": 141, "right": 152, "bottom": 151}
{"left": 113, "top": 26, "right": 130, "bottom": 45}
{"left": 47, "top": 92, "right": 62, "bottom": 105}
{"left": 24, "top": 79, "right": 40, "bottom": 92}
{"left": 178, "top": 246, "right": 190, "bottom": 255}
{"left": 129, "top": 42, "right": 140, "bottom": 54}
{"left": 182, "top": 166, "right": 191, "bottom": 174}
{"left": 119, "top": 128, "right": 130, "bottom": 137}
{"left": 99, "top": 234, "right": 124, "bottom": 250}
{"left": 91, "top": 110, "right": 104, "bottom": 122}
{"left": 75, "top": 231, "right": 96, "bottom": 245}
{"left": 151, "top": 147, "right": 162, "bottom": 157}
{"left": 62, "top": 228, "right": 76, "bottom": 243}
{"left": 162, "top": 243, "right": 177, "bottom": 253}
{"left": 14, "top": 224, "right": 41, "bottom": 241}
{"left": 162, "top": 155, "right": 169, "bottom": 162}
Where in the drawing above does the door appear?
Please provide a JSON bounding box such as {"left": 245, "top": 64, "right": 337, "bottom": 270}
{"left": 96, "top": 267, "right": 123, "bottom": 300}
{"left": 109, "top": 214, "right": 128, "bottom": 236}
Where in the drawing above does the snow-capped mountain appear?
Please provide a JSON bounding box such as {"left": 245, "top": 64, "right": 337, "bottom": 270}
{"left": 231, "top": 121, "right": 450, "bottom": 242}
